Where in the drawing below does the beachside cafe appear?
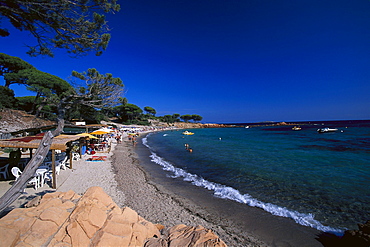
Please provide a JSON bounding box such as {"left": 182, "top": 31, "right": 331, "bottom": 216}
{"left": 0, "top": 134, "right": 86, "bottom": 189}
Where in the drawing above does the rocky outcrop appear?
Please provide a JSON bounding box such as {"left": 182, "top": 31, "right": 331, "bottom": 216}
{"left": 0, "top": 187, "right": 227, "bottom": 247}
{"left": 173, "top": 122, "right": 227, "bottom": 129}
{"left": 0, "top": 109, "right": 54, "bottom": 134}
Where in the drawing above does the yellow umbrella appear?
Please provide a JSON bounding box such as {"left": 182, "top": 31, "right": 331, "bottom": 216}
{"left": 89, "top": 130, "right": 110, "bottom": 135}
{"left": 76, "top": 133, "right": 99, "bottom": 139}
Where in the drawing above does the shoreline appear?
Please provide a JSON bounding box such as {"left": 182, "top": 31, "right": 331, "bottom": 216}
{"left": 111, "top": 135, "right": 263, "bottom": 246}
{"left": 0, "top": 129, "right": 327, "bottom": 246}
{"left": 131, "top": 131, "right": 325, "bottom": 246}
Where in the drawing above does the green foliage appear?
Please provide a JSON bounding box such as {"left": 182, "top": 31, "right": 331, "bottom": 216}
{"left": 144, "top": 106, "right": 156, "bottom": 116}
{"left": 160, "top": 114, "right": 181, "bottom": 124}
{"left": 37, "top": 104, "right": 58, "bottom": 120}
{"left": 0, "top": 0, "right": 120, "bottom": 56}
{"left": 192, "top": 114, "right": 203, "bottom": 122}
{"left": 120, "top": 103, "right": 143, "bottom": 122}
{"left": 16, "top": 96, "right": 38, "bottom": 112}
{"left": 0, "top": 53, "right": 35, "bottom": 87}
{"left": 66, "top": 104, "right": 107, "bottom": 124}
{"left": 179, "top": 114, "right": 203, "bottom": 123}
{"left": 0, "top": 86, "right": 17, "bottom": 109}
{"left": 180, "top": 114, "right": 193, "bottom": 123}
{"left": 22, "top": 69, "right": 73, "bottom": 97}
{"left": 0, "top": 54, "right": 74, "bottom": 116}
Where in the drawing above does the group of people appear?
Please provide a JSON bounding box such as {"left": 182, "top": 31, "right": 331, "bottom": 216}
{"left": 128, "top": 133, "right": 138, "bottom": 147}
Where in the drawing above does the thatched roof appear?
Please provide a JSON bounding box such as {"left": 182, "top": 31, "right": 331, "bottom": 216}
{"left": 0, "top": 134, "right": 84, "bottom": 150}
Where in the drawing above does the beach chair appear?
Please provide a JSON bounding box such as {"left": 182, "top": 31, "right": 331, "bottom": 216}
{"left": 72, "top": 152, "right": 80, "bottom": 161}
{"left": 57, "top": 156, "right": 69, "bottom": 171}
{"left": 43, "top": 155, "right": 68, "bottom": 174}
{"left": 0, "top": 164, "right": 9, "bottom": 179}
{"left": 11, "top": 167, "right": 39, "bottom": 190}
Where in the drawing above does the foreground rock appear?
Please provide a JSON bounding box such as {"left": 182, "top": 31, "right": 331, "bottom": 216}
{"left": 0, "top": 187, "right": 227, "bottom": 247}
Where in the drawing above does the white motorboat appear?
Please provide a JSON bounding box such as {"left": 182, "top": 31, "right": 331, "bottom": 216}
{"left": 317, "top": 128, "right": 338, "bottom": 133}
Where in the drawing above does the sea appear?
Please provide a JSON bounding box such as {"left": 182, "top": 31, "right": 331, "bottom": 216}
{"left": 141, "top": 120, "right": 370, "bottom": 235}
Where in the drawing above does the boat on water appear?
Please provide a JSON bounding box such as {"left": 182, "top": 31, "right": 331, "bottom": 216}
{"left": 317, "top": 128, "right": 338, "bottom": 133}
{"left": 182, "top": 131, "right": 194, "bottom": 135}
{"left": 292, "top": 126, "right": 301, "bottom": 131}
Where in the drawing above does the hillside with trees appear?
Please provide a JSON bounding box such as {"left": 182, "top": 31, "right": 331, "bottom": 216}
{"left": 0, "top": 53, "right": 203, "bottom": 127}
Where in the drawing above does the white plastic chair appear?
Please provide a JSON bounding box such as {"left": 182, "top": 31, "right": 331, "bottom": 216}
{"left": 48, "top": 156, "right": 68, "bottom": 175}
{"left": 11, "top": 167, "right": 39, "bottom": 190}
{"left": 61, "top": 156, "right": 69, "bottom": 169}
{"left": 0, "top": 164, "right": 9, "bottom": 179}
{"left": 72, "top": 152, "right": 80, "bottom": 161}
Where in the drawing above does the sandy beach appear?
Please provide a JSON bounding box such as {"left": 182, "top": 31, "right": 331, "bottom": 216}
{"left": 0, "top": 132, "right": 326, "bottom": 246}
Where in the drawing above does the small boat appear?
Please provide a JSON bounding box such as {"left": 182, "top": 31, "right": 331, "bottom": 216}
{"left": 292, "top": 126, "right": 301, "bottom": 131}
{"left": 182, "top": 131, "right": 194, "bottom": 135}
{"left": 317, "top": 128, "right": 338, "bottom": 133}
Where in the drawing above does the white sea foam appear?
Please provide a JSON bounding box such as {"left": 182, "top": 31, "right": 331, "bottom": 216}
{"left": 142, "top": 136, "right": 344, "bottom": 234}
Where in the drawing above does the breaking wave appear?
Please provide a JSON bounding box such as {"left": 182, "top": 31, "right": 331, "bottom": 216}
{"left": 142, "top": 135, "right": 344, "bottom": 235}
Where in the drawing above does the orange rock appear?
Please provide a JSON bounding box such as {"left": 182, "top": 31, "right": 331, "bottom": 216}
{"left": 92, "top": 231, "right": 131, "bottom": 246}
{"left": 121, "top": 206, "right": 139, "bottom": 223}
{"left": 59, "top": 190, "right": 78, "bottom": 201}
{"left": 166, "top": 224, "right": 227, "bottom": 247}
{"left": 102, "top": 220, "right": 133, "bottom": 237}
{"left": 22, "top": 219, "right": 58, "bottom": 246}
{"left": 0, "top": 187, "right": 227, "bottom": 247}
{"left": 66, "top": 221, "right": 90, "bottom": 246}
{"left": 0, "top": 225, "right": 20, "bottom": 246}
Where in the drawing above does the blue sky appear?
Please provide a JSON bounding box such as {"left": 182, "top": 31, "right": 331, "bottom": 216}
{"left": 1, "top": 0, "right": 369, "bottom": 123}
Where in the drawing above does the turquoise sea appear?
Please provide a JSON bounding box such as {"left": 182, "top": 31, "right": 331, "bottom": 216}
{"left": 142, "top": 120, "right": 370, "bottom": 235}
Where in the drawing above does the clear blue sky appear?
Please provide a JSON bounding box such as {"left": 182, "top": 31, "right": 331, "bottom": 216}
{"left": 1, "top": 0, "right": 370, "bottom": 123}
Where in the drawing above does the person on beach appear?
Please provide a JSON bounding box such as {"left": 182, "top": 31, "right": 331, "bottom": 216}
{"left": 116, "top": 135, "right": 121, "bottom": 144}
{"left": 132, "top": 135, "right": 137, "bottom": 147}
{"left": 9, "top": 149, "right": 22, "bottom": 168}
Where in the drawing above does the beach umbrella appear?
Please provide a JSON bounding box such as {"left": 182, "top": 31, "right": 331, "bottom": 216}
{"left": 89, "top": 130, "right": 110, "bottom": 135}
{"left": 76, "top": 133, "right": 99, "bottom": 139}
{"left": 99, "top": 127, "right": 114, "bottom": 132}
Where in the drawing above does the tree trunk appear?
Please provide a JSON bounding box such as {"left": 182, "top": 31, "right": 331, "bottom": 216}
{"left": 0, "top": 117, "right": 64, "bottom": 213}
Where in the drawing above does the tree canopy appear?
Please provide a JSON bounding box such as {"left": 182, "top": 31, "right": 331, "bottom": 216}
{"left": 0, "top": 86, "right": 17, "bottom": 109}
{"left": 144, "top": 106, "right": 156, "bottom": 116}
{"left": 0, "top": 0, "right": 120, "bottom": 57}
{"left": 0, "top": 53, "right": 35, "bottom": 87}
{"left": 71, "top": 68, "right": 123, "bottom": 109}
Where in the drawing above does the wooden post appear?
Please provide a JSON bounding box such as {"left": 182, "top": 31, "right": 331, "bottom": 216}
{"left": 69, "top": 151, "right": 73, "bottom": 169}
{"left": 79, "top": 140, "right": 83, "bottom": 157}
{"left": 52, "top": 150, "right": 56, "bottom": 189}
